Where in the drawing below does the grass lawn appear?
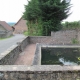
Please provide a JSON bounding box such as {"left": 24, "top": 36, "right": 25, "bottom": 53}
{"left": 0, "top": 36, "right": 13, "bottom": 40}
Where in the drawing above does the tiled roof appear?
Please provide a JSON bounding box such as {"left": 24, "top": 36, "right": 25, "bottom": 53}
{"left": 14, "top": 17, "right": 27, "bottom": 26}
{"left": 14, "top": 17, "right": 22, "bottom": 26}
{"left": 0, "top": 21, "right": 12, "bottom": 31}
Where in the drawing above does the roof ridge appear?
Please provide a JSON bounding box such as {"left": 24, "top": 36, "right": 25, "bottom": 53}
{"left": 0, "top": 21, "right": 12, "bottom": 31}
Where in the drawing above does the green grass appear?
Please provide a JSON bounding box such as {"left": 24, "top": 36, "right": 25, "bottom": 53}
{"left": 23, "top": 31, "right": 28, "bottom": 36}
{"left": 72, "top": 38, "right": 79, "bottom": 44}
{"left": 0, "top": 36, "right": 13, "bottom": 40}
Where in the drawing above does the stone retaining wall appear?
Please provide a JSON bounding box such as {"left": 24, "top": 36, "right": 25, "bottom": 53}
{"left": 1, "top": 30, "right": 80, "bottom": 79}
{"left": 0, "top": 45, "right": 20, "bottom": 65}
{"left": 29, "top": 36, "right": 52, "bottom": 44}
{"left": 17, "top": 36, "right": 30, "bottom": 52}
{"left": 29, "top": 30, "right": 80, "bottom": 44}
{"left": 0, "top": 36, "right": 52, "bottom": 65}
{"left": 51, "top": 30, "right": 79, "bottom": 44}
{"left": 0, "top": 37, "right": 29, "bottom": 65}
{"left": 0, "top": 65, "right": 80, "bottom": 80}
{"left": 0, "top": 35, "right": 66, "bottom": 65}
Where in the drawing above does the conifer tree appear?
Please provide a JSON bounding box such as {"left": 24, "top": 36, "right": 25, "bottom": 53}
{"left": 23, "top": 0, "right": 71, "bottom": 36}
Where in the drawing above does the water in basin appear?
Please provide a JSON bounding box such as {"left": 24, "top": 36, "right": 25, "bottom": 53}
{"left": 41, "top": 48, "right": 80, "bottom": 65}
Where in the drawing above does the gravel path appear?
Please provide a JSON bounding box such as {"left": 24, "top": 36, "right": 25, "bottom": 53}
{"left": 14, "top": 44, "right": 36, "bottom": 65}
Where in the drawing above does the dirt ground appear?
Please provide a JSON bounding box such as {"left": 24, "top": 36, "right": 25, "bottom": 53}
{"left": 14, "top": 44, "right": 36, "bottom": 65}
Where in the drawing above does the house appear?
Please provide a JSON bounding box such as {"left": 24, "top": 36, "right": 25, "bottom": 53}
{"left": 0, "top": 21, "right": 13, "bottom": 38}
{"left": 14, "top": 17, "right": 28, "bottom": 34}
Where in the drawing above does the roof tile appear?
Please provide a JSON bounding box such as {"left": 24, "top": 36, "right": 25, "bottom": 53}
{"left": 0, "top": 21, "right": 12, "bottom": 31}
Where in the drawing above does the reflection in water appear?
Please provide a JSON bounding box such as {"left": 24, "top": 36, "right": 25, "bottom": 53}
{"left": 41, "top": 48, "right": 80, "bottom": 65}
{"left": 59, "top": 58, "right": 78, "bottom": 65}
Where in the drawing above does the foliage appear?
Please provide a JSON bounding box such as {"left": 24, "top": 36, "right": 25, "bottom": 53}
{"left": 23, "top": 0, "right": 42, "bottom": 36}
{"left": 0, "top": 36, "right": 13, "bottom": 40}
{"left": 23, "top": 31, "right": 29, "bottom": 36}
{"left": 23, "top": 0, "right": 71, "bottom": 36}
{"left": 26, "top": 19, "right": 43, "bottom": 36}
{"left": 62, "top": 21, "right": 80, "bottom": 30}
{"left": 72, "top": 38, "right": 79, "bottom": 44}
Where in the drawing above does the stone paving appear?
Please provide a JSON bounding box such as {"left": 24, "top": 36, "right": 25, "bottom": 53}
{"left": 14, "top": 44, "right": 36, "bottom": 65}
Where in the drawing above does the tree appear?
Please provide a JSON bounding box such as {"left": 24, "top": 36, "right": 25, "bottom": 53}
{"left": 23, "top": 0, "right": 42, "bottom": 35}
{"left": 23, "top": 0, "right": 71, "bottom": 36}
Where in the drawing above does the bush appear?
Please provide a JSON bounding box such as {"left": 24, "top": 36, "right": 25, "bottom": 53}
{"left": 72, "top": 38, "right": 79, "bottom": 44}
{"left": 23, "top": 31, "right": 28, "bottom": 36}
{"left": 62, "top": 21, "right": 80, "bottom": 30}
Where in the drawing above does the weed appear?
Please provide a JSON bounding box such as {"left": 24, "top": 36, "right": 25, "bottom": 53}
{"left": 72, "top": 38, "right": 79, "bottom": 44}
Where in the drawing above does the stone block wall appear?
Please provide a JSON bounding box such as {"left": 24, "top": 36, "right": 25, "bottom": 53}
{"left": 1, "top": 30, "right": 80, "bottom": 65}
{"left": 0, "top": 37, "right": 29, "bottom": 65}
{"left": 17, "top": 36, "right": 30, "bottom": 52}
{"left": 1, "top": 30, "right": 80, "bottom": 79}
{"left": 29, "top": 36, "right": 52, "bottom": 44}
{"left": 51, "top": 30, "right": 78, "bottom": 44}
{"left": 0, "top": 65, "right": 80, "bottom": 80}
{"left": 0, "top": 45, "right": 20, "bottom": 65}
{"left": 29, "top": 30, "right": 80, "bottom": 44}
{"left": 77, "top": 30, "right": 80, "bottom": 43}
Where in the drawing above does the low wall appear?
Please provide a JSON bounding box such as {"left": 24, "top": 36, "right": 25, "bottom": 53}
{"left": 0, "top": 65, "right": 80, "bottom": 80}
{"left": 29, "top": 36, "right": 72, "bottom": 45}
{"left": 0, "top": 36, "right": 29, "bottom": 65}
{"left": 0, "top": 35, "right": 77, "bottom": 65}
{"left": 0, "top": 45, "right": 20, "bottom": 65}
{"left": 1, "top": 30, "right": 80, "bottom": 79}
{"left": 51, "top": 30, "right": 78, "bottom": 44}
{"left": 77, "top": 30, "right": 80, "bottom": 43}
{"left": 32, "top": 43, "right": 41, "bottom": 65}
{"left": 32, "top": 44, "right": 80, "bottom": 65}
{"left": 29, "top": 36, "right": 52, "bottom": 44}
{"left": 29, "top": 34, "right": 79, "bottom": 45}
{"left": 28, "top": 30, "right": 80, "bottom": 44}
{"left": 17, "top": 36, "right": 30, "bottom": 52}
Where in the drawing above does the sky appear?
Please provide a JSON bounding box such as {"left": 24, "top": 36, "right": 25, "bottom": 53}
{"left": 0, "top": 0, "right": 80, "bottom": 22}
{"left": 0, "top": 0, "right": 27, "bottom": 22}
{"left": 63, "top": 0, "right": 80, "bottom": 22}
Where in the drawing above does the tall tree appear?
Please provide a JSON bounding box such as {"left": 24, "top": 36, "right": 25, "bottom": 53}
{"left": 23, "top": 0, "right": 71, "bottom": 36}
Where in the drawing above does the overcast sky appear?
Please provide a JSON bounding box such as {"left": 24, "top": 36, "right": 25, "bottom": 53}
{"left": 0, "top": 0, "right": 80, "bottom": 22}
{"left": 0, "top": 0, "right": 27, "bottom": 22}
{"left": 63, "top": 0, "right": 80, "bottom": 22}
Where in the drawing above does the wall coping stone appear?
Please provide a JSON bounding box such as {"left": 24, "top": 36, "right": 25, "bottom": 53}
{"left": 0, "top": 65, "right": 80, "bottom": 72}
{"left": 17, "top": 36, "right": 28, "bottom": 45}
{"left": 29, "top": 36, "right": 51, "bottom": 38}
{"left": 0, "top": 36, "right": 28, "bottom": 61}
{"left": 41, "top": 44, "right": 80, "bottom": 48}
{"left": 0, "top": 45, "right": 18, "bottom": 60}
